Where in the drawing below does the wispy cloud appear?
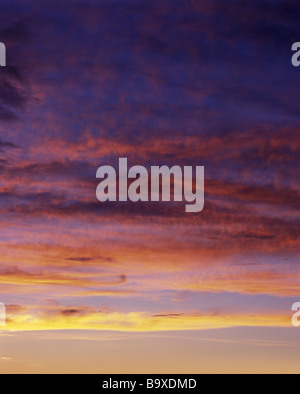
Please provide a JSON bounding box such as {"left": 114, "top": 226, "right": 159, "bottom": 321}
{"left": 0, "top": 0, "right": 299, "bottom": 339}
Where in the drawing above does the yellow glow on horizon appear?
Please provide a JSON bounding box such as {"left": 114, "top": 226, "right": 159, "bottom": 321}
{"left": 3, "top": 311, "right": 291, "bottom": 333}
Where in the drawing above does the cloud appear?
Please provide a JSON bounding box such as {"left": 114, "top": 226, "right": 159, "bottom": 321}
{"left": 0, "top": 265, "right": 128, "bottom": 290}
{"left": 0, "top": 140, "right": 20, "bottom": 152}
{"left": 4, "top": 307, "right": 292, "bottom": 332}
{"left": 0, "top": 0, "right": 299, "bottom": 334}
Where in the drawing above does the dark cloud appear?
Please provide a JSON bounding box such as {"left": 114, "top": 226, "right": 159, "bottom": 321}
{"left": 0, "top": 104, "right": 18, "bottom": 121}
{"left": 0, "top": 81, "right": 27, "bottom": 108}
{"left": 0, "top": 69, "right": 29, "bottom": 122}
{"left": 0, "top": 20, "right": 32, "bottom": 42}
{"left": 153, "top": 313, "right": 183, "bottom": 318}
{"left": 65, "top": 256, "right": 114, "bottom": 264}
{"left": 0, "top": 140, "right": 20, "bottom": 153}
{"left": 60, "top": 309, "right": 82, "bottom": 317}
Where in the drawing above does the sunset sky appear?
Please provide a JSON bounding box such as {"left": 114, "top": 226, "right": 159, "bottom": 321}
{"left": 0, "top": 0, "right": 300, "bottom": 373}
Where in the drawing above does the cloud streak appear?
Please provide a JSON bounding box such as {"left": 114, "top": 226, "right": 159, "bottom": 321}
{"left": 0, "top": 0, "right": 299, "bottom": 338}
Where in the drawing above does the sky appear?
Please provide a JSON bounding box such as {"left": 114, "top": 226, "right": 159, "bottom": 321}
{"left": 0, "top": 0, "right": 300, "bottom": 373}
